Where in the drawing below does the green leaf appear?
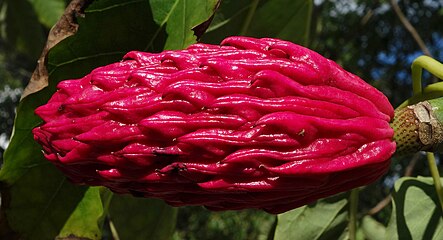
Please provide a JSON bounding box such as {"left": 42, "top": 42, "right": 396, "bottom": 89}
{"left": 273, "top": 194, "right": 349, "bottom": 240}
{"left": 3, "top": 0, "right": 45, "bottom": 60}
{"left": 202, "top": 0, "right": 312, "bottom": 45}
{"left": 47, "top": 0, "right": 163, "bottom": 78}
{"left": 1, "top": 0, "right": 218, "bottom": 238}
{"left": 0, "top": 92, "right": 46, "bottom": 183}
{"left": 150, "top": 0, "right": 220, "bottom": 50}
{"left": 58, "top": 187, "right": 113, "bottom": 240}
{"left": 108, "top": 195, "right": 177, "bottom": 240}
{"left": 386, "top": 177, "right": 443, "bottom": 240}
{"left": 2, "top": 163, "right": 89, "bottom": 240}
{"left": 247, "top": 0, "right": 312, "bottom": 45}
{"left": 200, "top": 0, "right": 250, "bottom": 43}
{"left": 27, "top": 0, "right": 66, "bottom": 28}
{"left": 361, "top": 216, "right": 386, "bottom": 240}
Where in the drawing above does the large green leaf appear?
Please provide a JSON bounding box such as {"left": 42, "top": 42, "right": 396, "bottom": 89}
{"left": 109, "top": 195, "right": 177, "bottom": 240}
{"left": 2, "top": 163, "right": 89, "bottom": 239}
{"left": 386, "top": 177, "right": 443, "bottom": 240}
{"left": 47, "top": 0, "right": 163, "bottom": 79}
{"left": 273, "top": 194, "right": 349, "bottom": 240}
{"left": 202, "top": 0, "right": 312, "bottom": 45}
{"left": 0, "top": 0, "right": 218, "bottom": 238}
{"left": 247, "top": 0, "right": 312, "bottom": 45}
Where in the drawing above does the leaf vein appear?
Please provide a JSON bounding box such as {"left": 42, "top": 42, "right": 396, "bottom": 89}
{"left": 48, "top": 52, "right": 126, "bottom": 76}
{"left": 85, "top": 0, "right": 144, "bottom": 13}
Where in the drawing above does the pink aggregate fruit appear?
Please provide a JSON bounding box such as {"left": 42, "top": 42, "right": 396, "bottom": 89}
{"left": 33, "top": 36, "right": 396, "bottom": 214}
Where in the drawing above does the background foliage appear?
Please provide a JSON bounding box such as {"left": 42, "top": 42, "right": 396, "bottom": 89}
{"left": 1, "top": 0, "right": 443, "bottom": 239}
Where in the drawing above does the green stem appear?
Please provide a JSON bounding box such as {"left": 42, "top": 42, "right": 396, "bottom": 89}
{"left": 411, "top": 56, "right": 443, "bottom": 214}
{"left": 349, "top": 188, "right": 359, "bottom": 240}
{"left": 426, "top": 152, "right": 443, "bottom": 213}
{"left": 411, "top": 56, "right": 443, "bottom": 95}
{"left": 239, "top": 0, "right": 259, "bottom": 35}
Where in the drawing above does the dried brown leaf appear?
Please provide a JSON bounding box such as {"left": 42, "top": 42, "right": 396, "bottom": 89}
{"left": 21, "top": 0, "right": 92, "bottom": 99}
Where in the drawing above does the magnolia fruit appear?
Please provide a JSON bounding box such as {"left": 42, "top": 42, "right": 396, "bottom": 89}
{"left": 33, "top": 36, "right": 395, "bottom": 213}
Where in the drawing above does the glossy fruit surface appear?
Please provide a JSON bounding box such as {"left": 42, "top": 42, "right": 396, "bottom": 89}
{"left": 33, "top": 36, "right": 395, "bottom": 213}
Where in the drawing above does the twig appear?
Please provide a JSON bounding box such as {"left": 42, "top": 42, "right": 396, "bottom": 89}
{"left": 360, "top": 9, "right": 373, "bottom": 26}
{"left": 404, "top": 153, "right": 420, "bottom": 176}
{"left": 366, "top": 195, "right": 392, "bottom": 216}
{"left": 389, "top": 0, "right": 432, "bottom": 57}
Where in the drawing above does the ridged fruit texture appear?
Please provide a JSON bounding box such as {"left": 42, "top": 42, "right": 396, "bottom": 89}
{"left": 33, "top": 36, "right": 395, "bottom": 214}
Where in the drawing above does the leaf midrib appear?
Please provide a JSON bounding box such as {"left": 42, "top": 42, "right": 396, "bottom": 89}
{"left": 144, "top": 0, "right": 180, "bottom": 51}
